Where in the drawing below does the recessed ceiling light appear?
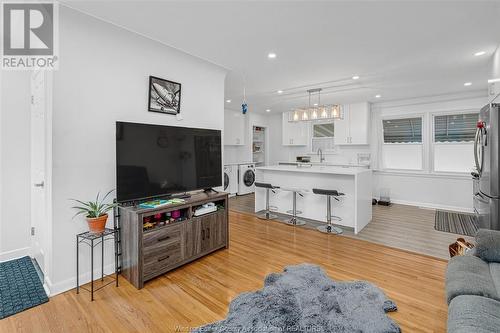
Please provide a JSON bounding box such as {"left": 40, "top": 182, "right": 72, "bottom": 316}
{"left": 226, "top": 99, "right": 231, "bottom": 103}
{"left": 352, "top": 75, "right": 360, "bottom": 80}
{"left": 474, "top": 51, "right": 486, "bottom": 56}
{"left": 277, "top": 90, "right": 283, "bottom": 94}
{"left": 313, "top": 103, "right": 318, "bottom": 106}
{"left": 464, "top": 82, "right": 472, "bottom": 86}
{"left": 375, "top": 94, "right": 381, "bottom": 98}
{"left": 268, "top": 52, "right": 277, "bottom": 59}
{"left": 265, "top": 109, "right": 271, "bottom": 112}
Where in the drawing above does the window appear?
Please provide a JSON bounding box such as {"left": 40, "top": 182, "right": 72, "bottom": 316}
{"left": 313, "top": 123, "right": 335, "bottom": 138}
{"left": 311, "top": 122, "right": 335, "bottom": 152}
{"left": 433, "top": 112, "right": 477, "bottom": 173}
{"left": 381, "top": 117, "right": 423, "bottom": 170}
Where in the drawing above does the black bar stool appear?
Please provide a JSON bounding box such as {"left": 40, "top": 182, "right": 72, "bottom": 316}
{"left": 313, "top": 188, "right": 344, "bottom": 234}
{"left": 281, "top": 187, "right": 306, "bottom": 226}
{"left": 255, "top": 182, "right": 279, "bottom": 220}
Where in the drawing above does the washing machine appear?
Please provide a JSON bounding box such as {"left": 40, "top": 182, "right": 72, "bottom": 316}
{"left": 223, "top": 165, "right": 238, "bottom": 195}
{"left": 238, "top": 163, "right": 256, "bottom": 195}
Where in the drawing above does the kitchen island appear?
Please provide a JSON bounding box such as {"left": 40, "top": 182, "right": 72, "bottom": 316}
{"left": 255, "top": 165, "right": 372, "bottom": 234}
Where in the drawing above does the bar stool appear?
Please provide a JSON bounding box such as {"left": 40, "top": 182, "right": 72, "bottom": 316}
{"left": 255, "top": 182, "right": 279, "bottom": 220}
{"left": 313, "top": 188, "right": 344, "bottom": 234}
{"left": 281, "top": 187, "right": 307, "bottom": 226}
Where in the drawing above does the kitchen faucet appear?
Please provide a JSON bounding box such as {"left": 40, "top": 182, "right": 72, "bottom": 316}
{"left": 317, "top": 148, "right": 325, "bottom": 163}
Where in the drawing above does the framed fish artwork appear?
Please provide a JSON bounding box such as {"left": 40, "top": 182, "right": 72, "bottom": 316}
{"left": 148, "top": 76, "right": 181, "bottom": 115}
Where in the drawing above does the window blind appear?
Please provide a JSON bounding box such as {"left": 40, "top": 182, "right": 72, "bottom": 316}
{"left": 383, "top": 117, "right": 422, "bottom": 143}
{"left": 434, "top": 113, "right": 478, "bottom": 143}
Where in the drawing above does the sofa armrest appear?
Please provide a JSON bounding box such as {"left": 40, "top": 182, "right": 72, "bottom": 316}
{"left": 475, "top": 229, "right": 500, "bottom": 263}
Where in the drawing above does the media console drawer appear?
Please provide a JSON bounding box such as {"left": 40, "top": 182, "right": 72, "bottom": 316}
{"left": 143, "top": 241, "right": 182, "bottom": 278}
{"left": 143, "top": 223, "right": 182, "bottom": 250}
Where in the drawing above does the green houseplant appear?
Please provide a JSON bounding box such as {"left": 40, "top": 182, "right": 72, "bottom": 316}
{"left": 71, "top": 190, "right": 117, "bottom": 233}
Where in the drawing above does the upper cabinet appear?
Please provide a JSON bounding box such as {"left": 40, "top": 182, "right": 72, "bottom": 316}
{"left": 335, "top": 102, "right": 371, "bottom": 145}
{"left": 282, "top": 113, "right": 308, "bottom": 146}
{"left": 224, "top": 110, "right": 245, "bottom": 146}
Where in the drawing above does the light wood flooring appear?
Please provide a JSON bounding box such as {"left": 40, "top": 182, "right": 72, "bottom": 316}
{"left": 230, "top": 193, "right": 471, "bottom": 259}
{"left": 0, "top": 211, "right": 448, "bottom": 332}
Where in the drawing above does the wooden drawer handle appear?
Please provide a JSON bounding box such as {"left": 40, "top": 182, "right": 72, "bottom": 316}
{"left": 158, "top": 255, "right": 170, "bottom": 262}
{"left": 157, "top": 236, "right": 170, "bottom": 242}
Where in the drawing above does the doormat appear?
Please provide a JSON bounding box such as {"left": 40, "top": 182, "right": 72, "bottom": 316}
{"left": 434, "top": 210, "right": 479, "bottom": 237}
{"left": 0, "top": 256, "right": 48, "bottom": 319}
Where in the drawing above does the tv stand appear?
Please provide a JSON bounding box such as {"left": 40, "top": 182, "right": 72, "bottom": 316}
{"left": 118, "top": 191, "right": 229, "bottom": 289}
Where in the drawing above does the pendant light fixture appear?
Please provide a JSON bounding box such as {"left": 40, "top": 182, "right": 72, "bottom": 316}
{"left": 288, "top": 88, "right": 343, "bottom": 122}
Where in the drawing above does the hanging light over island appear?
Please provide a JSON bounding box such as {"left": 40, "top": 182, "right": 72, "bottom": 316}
{"left": 288, "top": 88, "right": 343, "bottom": 122}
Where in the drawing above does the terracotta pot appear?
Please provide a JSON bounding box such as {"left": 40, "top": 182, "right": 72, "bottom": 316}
{"left": 86, "top": 214, "right": 108, "bottom": 233}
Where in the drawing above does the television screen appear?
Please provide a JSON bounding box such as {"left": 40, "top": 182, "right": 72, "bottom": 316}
{"left": 116, "top": 122, "right": 222, "bottom": 202}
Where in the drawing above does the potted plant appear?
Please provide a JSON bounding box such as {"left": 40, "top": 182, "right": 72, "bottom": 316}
{"left": 71, "top": 190, "right": 117, "bottom": 233}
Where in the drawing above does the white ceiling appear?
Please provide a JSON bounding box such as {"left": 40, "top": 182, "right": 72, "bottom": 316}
{"left": 63, "top": 1, "right": 500, "bottom": 114}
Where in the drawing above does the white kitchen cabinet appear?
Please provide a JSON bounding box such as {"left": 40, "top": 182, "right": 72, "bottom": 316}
{"left": 335, "top": 102, "right": 371, "bottom": 145}
{"left": 282, "top": 113, "right": 308, "bottom": 146}
{"left": 224, "top": 110, "right": 245, "bottom": 145}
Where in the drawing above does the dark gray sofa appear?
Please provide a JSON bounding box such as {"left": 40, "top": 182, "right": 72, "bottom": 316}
{"left": 446, "top": 229, "right": 500, "bottom": 332}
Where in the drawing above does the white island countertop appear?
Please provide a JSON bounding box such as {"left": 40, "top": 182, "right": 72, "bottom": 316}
{"left": 257, "top": 165, "right": 372, "bottom": 176}
{"left": 255, "top": 164, "right": 372, "bottom": 233}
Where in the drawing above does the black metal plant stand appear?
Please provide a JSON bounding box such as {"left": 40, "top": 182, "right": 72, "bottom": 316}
{"left": 76, "top": 228, "right": 118, "bottom": 301}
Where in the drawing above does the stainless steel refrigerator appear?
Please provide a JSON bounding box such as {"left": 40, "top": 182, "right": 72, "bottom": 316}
{"left": 474, "top": 103, "right": 500, "bottom": 230}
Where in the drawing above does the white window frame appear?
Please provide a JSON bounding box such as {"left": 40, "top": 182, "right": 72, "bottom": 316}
{"left": 309, "top": 120, "right": 338, "bottom": 154}
{"left": 430, "top": 109, "right": 478, "bottom": 175}
{"left": 379, "top": 113, "right": 427, "bottom": 172}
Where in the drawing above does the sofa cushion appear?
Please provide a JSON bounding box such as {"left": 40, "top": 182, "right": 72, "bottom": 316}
{"left": 475, "top": 229, "right": 500, "bottom": 263}
{"left": 446, "top": 255, "right": 498, "bottom": 304}
{"left": 490, "top": 262, "right": 500, "bottom": 296}
{"left": 448, "top": 295, "right": 500, "bottom": 333}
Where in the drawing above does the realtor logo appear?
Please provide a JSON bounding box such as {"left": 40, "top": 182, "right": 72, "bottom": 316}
{"left": 1, "top": 2, "right": 58, "bottom": 70}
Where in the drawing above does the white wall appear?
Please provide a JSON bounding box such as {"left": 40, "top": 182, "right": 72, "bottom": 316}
{"left": 0, "top": 71, "right": 32, "bottom": 262}
{"left": 48, "top": 6, "right": 226, "bottom": 294}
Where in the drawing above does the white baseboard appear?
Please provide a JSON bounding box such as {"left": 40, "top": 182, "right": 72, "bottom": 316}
{"left": 0, "top": 247, "right": 30, "bottom": 263}
{"left": 389, "top": 199, "right": 474, "bottom": 213}
{"left": 46, "top": 263, "right": 117, "bottom": 297}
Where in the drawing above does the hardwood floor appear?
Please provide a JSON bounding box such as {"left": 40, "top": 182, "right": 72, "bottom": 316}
{"left": 1, "top": 211, "right": 448, "bottom": 333}
{"left": 230, "top": 193, "right": 471, "bottom": 259}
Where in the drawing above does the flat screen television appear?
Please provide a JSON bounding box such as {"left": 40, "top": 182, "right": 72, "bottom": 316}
{"left": 116, "top": 121, "right": 222, "bottom": 203}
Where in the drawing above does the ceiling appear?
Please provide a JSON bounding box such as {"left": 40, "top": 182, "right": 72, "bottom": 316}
{"left": 62, "top": 1, "right": 500, "bottom": 114}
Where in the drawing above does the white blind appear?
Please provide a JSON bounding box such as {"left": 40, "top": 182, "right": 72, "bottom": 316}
{"left": 383, "top": 117, "right": 422, "bottom": 143}
{"left": 434, "top": 113, "right": 477, "bottom": 143}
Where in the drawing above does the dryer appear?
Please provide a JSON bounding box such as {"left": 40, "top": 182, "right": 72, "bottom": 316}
{"left": 238, "top": 163, "right": 255, "bottom": 195}
{"left": 223, "top": 165, "right": 238, "bottom": 195}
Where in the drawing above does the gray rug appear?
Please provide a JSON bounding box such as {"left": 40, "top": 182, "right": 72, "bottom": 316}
{"left": 434, "top": 210, "right": 479, "bottom": 237}
{"left": 193, "top": 263, "right": 400, "bottom": 333}
{"left": 0, "top": 256, "right": 48, "bottom": 319}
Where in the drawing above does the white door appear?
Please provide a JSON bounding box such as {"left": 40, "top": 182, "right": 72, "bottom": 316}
{"left": 30, "top": 70, "right": 47, "bottom": 274}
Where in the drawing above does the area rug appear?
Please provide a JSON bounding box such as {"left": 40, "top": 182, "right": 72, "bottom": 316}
{"left": 0, "top": 256, "right": 48, "bottom": 319}
{"left": 193, "top": 263, "right": 400, "bottom": 333}
{"left": 434, "top": 210, "right": 479, "bottom": 237}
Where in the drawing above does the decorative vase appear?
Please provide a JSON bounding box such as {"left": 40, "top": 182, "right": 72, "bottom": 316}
{"left": 86, "top": 214, "right": 108, "bottom": 233}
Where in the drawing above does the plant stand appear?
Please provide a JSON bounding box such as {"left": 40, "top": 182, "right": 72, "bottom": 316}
{"left": 76, "top": 228, "right": 118, "bottom": 301}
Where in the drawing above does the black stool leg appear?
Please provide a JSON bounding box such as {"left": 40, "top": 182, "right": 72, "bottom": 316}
{"left": 317, "top": 195, "right": 343, "bottom": 234}
{"left": 284, "top": 191, "right": 306, "bottom": 226}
